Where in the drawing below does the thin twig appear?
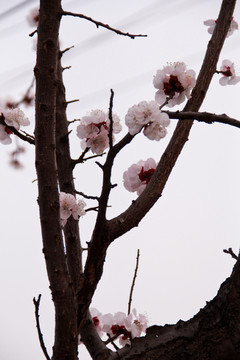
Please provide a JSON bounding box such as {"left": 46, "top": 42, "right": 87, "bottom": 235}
{"left": 60, "top": 45, "right": 74, "bottom": 56}
{"left": 128, "top": 249, "right": 140, "bottom": 315}
{"left": 108, "top": 89, "right": 114, "bottom": 149}
{"left": 29, "top": 29, "right": 37, "bottom": 37}
{"left": 105, "top": 334, "right": 120, "bottom": 350}
{"left": 71, "top": 149, "right": 107, "bottom": 168}
{"left": 61, "top": 11, "right": 147, "bottom": 39}
{"left": 75, "top": 190, "right": 99, "bottom": 201}
{"left": 164, "top": 111, "right": 240, "bottom": 129}
{"left": 65, "top": 99, "right": 79, "bottom": 105}
{"left": 33, "top": 295, "right": 51, "bottom": 360}
{"left": 223, "top": 247, "right": 239, "bottom": 261}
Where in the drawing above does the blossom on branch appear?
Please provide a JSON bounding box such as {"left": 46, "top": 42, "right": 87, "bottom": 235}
{"left": 123, "top": 158, "right": 157, "bottom": 195}
{"left": 0, "top": 107, "right": 30, "bottom": 145}
{"left": 93, "top": 309, "right": 147, "bottom": 347}
{"left": 76, "top": 109, "right": 122, "bottom": 154}
{"left": 1, "top": 107, "right": 30, "bottom": 130}
{"left": 204, "top": 17, "right": 238, "bottom": 37}
{"left": 125, "top": 100, "right": 170, "bottom": 140}
{"left": 218, "top": 59, "right": 240, "bottom": 86}
{"left": 153, "top": 62, "right": 196, "bottom": 108}
{"left": 59, "top": 192, "right": 86, "bottom": 227}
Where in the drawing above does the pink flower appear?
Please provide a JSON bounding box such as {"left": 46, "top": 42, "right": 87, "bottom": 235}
{"left": 77, "top": 109, "right": 121, "bottom": 154}
{"left": 130, "top": 309, "right": 148, "bottom": 339}
{"left": 204, "top": 17, "right": 238, "bottom": 38}
{"left": 1, "top": 107, "right": 30, "bottom": 130}
{"left": 123, "top": 158, "right": 157, "bottom": 195}
{"left": 153, "top": 62, "right": 196, "bottom": 108}
{"left": 59, "top": 192, "right": 86, "bottom": 227}
{"left": 0, "top": 124, "right": 12, "bottom": 145}
{"left": 218, "top": 59, "right": 240, "bottom": 86}
{"left": 125, "top": 100, "right": 170, "bottom": 140}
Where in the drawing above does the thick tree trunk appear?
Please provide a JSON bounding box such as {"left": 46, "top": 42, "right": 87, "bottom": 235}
{"left": 116, "top": 260, "right": 240, "bottom": 360}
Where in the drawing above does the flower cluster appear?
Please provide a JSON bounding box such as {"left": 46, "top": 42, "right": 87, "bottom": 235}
{"left": 76, "top": 109, "right": 122, "bottom": 155}
{"left": 204, "top": 17, "right": 238, "bottom": 38}
{"left": 0, "top": 107, "right": 30, "bottom": 145}
{"left": 123, "top": 158, "right": 157, "bottom": 195}
{"left": 59, "top": 192, "right": 86, "bottom": 227}
{"left": 218, "top": 59, "right": 240, "bottom": 86}
{"left": 153, "top": 62, "right": 196, "bottom": 108}
{"left": 125, "top": 100, "right": 170, "bottom": 140}
{"left": 81, "top": 308, "right": 148, "bottom": 347}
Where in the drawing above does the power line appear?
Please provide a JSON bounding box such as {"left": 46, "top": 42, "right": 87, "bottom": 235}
{"left": 0, "top": 0, "right": 37, "bottom": 20}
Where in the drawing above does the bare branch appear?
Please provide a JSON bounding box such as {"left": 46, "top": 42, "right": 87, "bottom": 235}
{"left": 165, "top": 111, "right": 240, "bottom": 129}
{"left": 223, "top": 247, "right": 239, "bottom": 261}
{"left": 33, "top": 295, "right": 51, "bottom": 360}
{"left": 61, "top": 10, "right": 147, "bottom": 39}
{"left": 108, "top": 89, "right": 114, "bottom": 149}
{"left": 75, "top": 190, "right": 99, "bottom": 201}
{"left": 128, "top": 249, "right": 140, "bottom": 315}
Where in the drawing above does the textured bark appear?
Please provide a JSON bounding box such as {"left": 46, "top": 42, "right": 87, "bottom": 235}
{"left": 35, "top": 1, "right": 78, "bottom": 359}
{"left": 34, "top": 0, "right": 240, "bottom": 359}
{"left": 116, "top": 260, "right": 240, "bottom": 360}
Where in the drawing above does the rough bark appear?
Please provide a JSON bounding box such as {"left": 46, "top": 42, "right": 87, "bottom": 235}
{"left": 35, "top": 1, "right": 78, "bottom": 359}
{"left": 116, "top": 260, "right": 240, "bottom": 360}
{"left": 34, "top": 0, "right": 240, "bottom": 359}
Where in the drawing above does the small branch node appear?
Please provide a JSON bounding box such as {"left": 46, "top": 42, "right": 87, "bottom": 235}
{"left": 223, "top": 247, "right": 239, "bottom": 261}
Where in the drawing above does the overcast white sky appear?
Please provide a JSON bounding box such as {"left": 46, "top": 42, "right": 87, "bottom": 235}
{"left": 0, "top": 0, "right": 240, "bottom": 359}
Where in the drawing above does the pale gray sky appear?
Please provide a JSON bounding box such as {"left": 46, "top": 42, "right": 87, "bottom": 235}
{"left": 0, "top": 1, "right": 240, "bottom": 359}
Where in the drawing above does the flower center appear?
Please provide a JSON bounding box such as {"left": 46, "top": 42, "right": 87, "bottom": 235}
{"left": 92, "top": 316, "right": 100, "bottom": 327}
{"left": 163, "top": 75, "right": 184, "bottom": 95}
{"left": 111, "top": 324, "right": 131, "bottom": 339}
{"left": 138, "top": 167, "right": 155, "bottom": 184}
{"left": 221, "top": 66, "right": 232, "bottom": 77}
{"left": 5, "top": 126, "right": 13, "bottom": 135}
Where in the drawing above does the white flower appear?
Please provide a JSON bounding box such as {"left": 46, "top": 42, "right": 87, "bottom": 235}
{"left": 72, "top": 198, "right": 86, "bottom": 220}
{"left": 153, "top": 62, "right": 196, "bottom": 108}
{"left": 204, "top": 17, "right": 238, "bottom": 38}
{"left": 123, "top": 158, "right": 157, "bottom": 195}
{"left": 218, "top": 59, "right": 240, "bottom": 85}
{"left": 130, "top": 309, "right": 148, "bottom": 339}
{"left": 0, "top": 124, "right": 12, "bottom": 145}
{"left": 1, "top": 108, "right": 30, "bottom": 130}
{"left": 125, "top": 100, "right": 170, "bottom": 140}
{"left": 59, "top": 192, "right": 76, "bottom": 221}
{"left": 59, "top": 192, "right": 86, "bottom": 227}
{"left": 77, "top": 109, "right": 121, "bottom": 155}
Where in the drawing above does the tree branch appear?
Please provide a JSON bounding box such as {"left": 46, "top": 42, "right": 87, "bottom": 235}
{"left": 165, "top": 110, "right": 240, "bottom": 128}
{"left": 61, "top": 10, "right": 147, "bottom": 39}
{"left": 128, "top": 249, "right": 140, "bottom": 315}
{"left": 33, "top": 295, "right": 51, "bottom": 360}
{"left": 107, "top": 0, "right": 237, "bottom": 241}
{"left": 108, "top": 89, "right": 114, "bottom": 149}
{"left": 35, "top": 2, "right": 78, "bottom": 359}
